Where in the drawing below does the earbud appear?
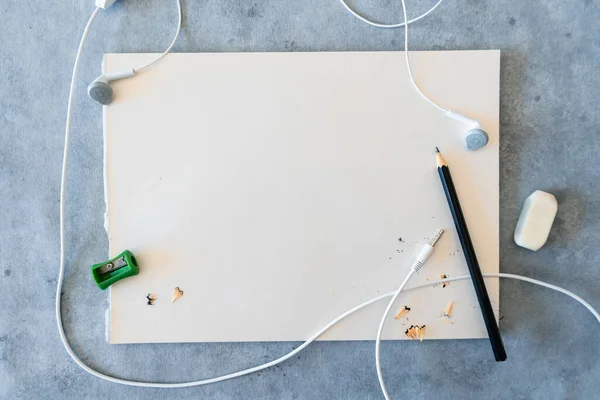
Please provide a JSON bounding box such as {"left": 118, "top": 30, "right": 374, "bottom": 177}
{"left": 446, "top": 110, "right": 489, "bottom": 151}
{"left": 88, "top": 69, "right": 136, "bottom": 105}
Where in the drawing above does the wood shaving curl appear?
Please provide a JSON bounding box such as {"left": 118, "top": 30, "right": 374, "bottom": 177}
{"left": 405, "top": 325, "right": 426, "bottom": 341}
{"left": 394, "top": 306, "right": 411, "bottom": 320}
{"left": 172, "top": 287, "right": 184, "bottom": 303}
{"left": 443, "top": 301, "right": 454, "bottom": 318}
{"left": 440, "top": 274, "right": 450, "bottom": 288}
{"left": 146, "top": 293, "right": 157, "bottom": 305}
{"left": 440, "top": 301, "right": 455, "bottom": 324}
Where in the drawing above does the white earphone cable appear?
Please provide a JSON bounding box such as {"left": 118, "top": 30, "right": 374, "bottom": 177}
{"left": 135, "top": 0, "right": 182, "bottom": 72}
{"left": 375, "top": 270, "right": 415, "bottom": 399}
{"left": 398, "top": 0, "right": 448, "bottom": 113}
{"left": 337, "top": 0, "right": 446, "bottom": 29}
{"left": 374, "top": 272, "right": 600, "bottom": 400}
{"left": 338, "top": 0, "right": 450, "bottom": 114}
{"left": 57, "top": 2, "right": 102, "bottom": 384}
{"left": 58, "top": 2, "right": 599, "bottom": 394}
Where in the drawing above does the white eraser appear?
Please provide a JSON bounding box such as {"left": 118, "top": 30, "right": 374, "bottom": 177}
{"left": 514, "top": 190, "right": 558, "bottom": 251}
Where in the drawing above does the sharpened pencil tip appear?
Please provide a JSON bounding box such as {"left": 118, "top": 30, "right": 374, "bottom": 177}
{"left": 435, "top": 148, "right": 447, "bottom": 167}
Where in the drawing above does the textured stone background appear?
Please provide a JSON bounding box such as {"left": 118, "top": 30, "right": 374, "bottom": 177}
{"left": 1, "top": 0, "right": 599, "bottom": 398}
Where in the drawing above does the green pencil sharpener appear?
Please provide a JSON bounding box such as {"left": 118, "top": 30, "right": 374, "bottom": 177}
{"left": 91, "top": 250, "right": 139, "bottom": 290}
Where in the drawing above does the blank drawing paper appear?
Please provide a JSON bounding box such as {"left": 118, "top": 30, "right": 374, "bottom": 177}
{"left": 104, "top": 51, "right": 500, "bottom": 344}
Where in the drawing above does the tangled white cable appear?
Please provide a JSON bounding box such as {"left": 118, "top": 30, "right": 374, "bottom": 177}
{"left": 340, "top": 0, "right": 449, "bottom": 113}
{"left": 136, "top": 0, "right": 182, "bottom": 72}
{"left": 337, "top": 0, "right": 446, "bottom": 29}
{"left": 57, "top": 1, "right": 599, "bottom": 396}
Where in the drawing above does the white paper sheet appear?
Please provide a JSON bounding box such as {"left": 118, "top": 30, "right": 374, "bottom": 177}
{"left": 104, "top": 51, "right": 500, "bottom": 343}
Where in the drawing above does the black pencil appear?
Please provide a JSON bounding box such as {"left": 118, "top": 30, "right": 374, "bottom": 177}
{"left": 435, "top": 147, "right": 507, "bottom": 362}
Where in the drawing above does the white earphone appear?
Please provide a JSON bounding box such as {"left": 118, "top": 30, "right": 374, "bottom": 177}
{"left": 86, "top": 0, "right": 487, "bottom": 150}
{"left": 87, "top": 0, "right": 182, "bottom": 105}
{"left": 446, "top": 110, "right": 489, "bottom": 151}
{"left": 88, "top": 69, "right": 136, "bottom": 105}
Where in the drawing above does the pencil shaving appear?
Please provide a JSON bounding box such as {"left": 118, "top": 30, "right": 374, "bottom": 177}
{"left": 417, "top": 325, "right": 426, "bottom": 341}
{"left": 439, "top": 300, "right": 455, "bottom": 324}
{"left": 394, "top": 306, "right": 410, "bottom": 320}
{"left": 172, "top": 287, "right": 184, "bottom": 303}
{"left": 405, "top": 325, "right": 426, "bottom": 341}
{"left": 443, "top": 301, "right": 454, "bottom": 318}
{"left": 440, "top": 274, "right": 450, "bottom": 288}
{"left": 146, "top": 293, "right": 157, "bottom": 305}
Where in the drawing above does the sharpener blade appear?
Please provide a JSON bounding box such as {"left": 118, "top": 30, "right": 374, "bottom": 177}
{"left": 97, "top": 256, "right": 127, "bottom": 275}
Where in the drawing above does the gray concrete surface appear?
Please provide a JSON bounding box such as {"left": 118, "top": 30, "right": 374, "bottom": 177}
{"left": 1, "top": 0, "right": 599, "bottom": 398}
